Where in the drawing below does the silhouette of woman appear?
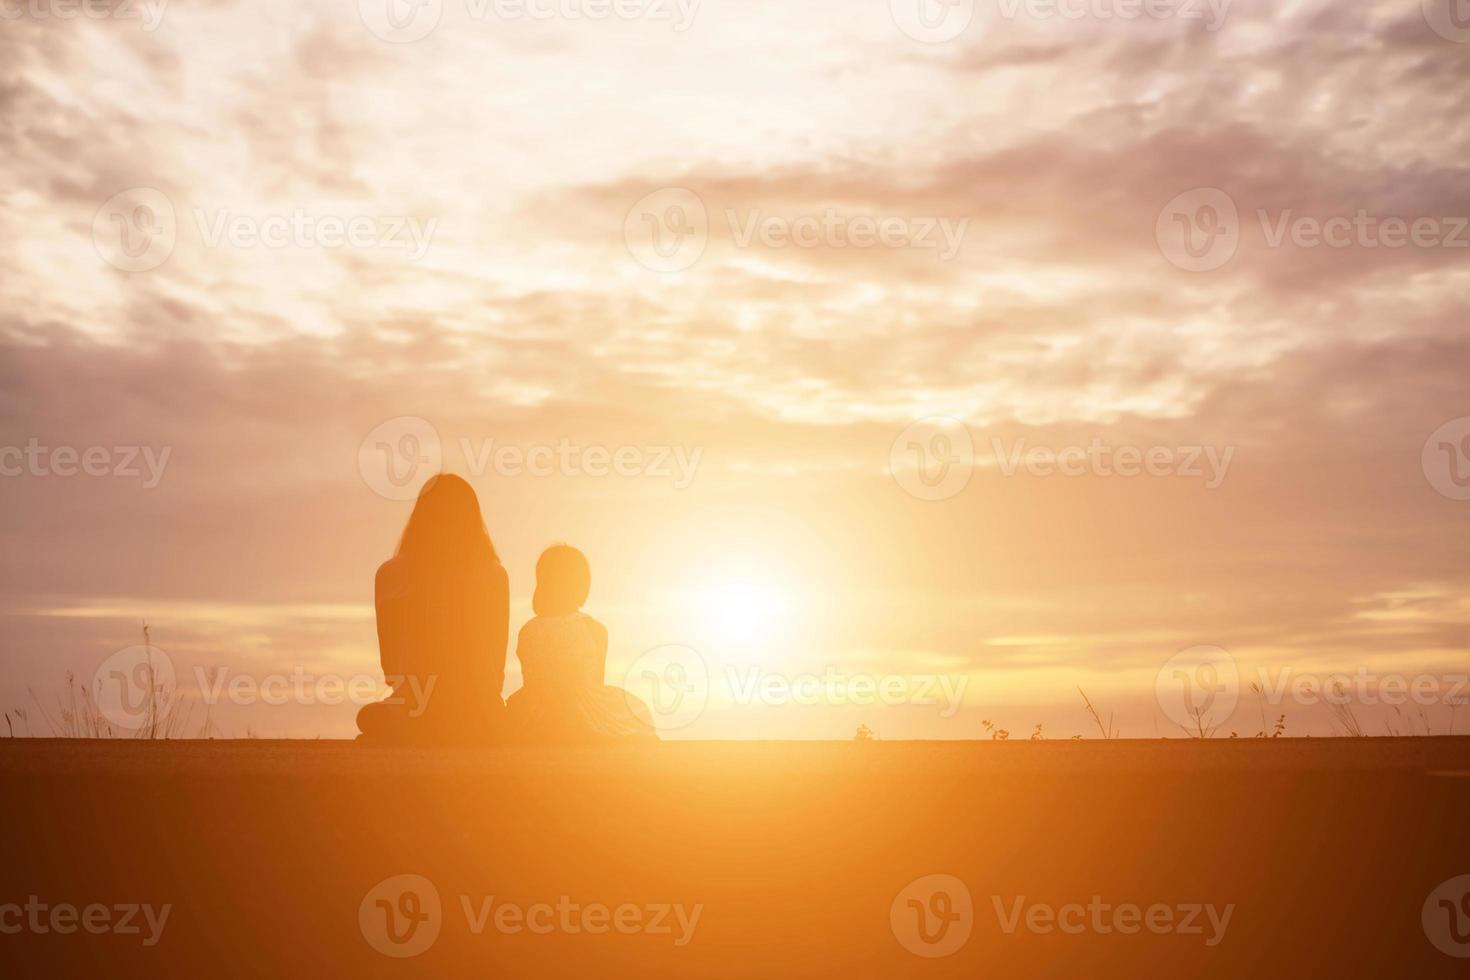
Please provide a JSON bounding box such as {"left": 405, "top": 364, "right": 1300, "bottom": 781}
{"left": 506, "top": 545, "right": 656, "bottom": 742}
{"left": 356, "top": 474, "right": 509, "bottom": 742}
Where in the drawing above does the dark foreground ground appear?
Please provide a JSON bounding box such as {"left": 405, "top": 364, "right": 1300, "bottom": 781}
{"left": 2, "top": 738, "right": 1469, "bottom": 978}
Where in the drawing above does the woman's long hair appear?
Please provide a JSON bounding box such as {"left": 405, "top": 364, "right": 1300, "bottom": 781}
{"left": 395, "top": 474, "right": 499, "bottom": 569}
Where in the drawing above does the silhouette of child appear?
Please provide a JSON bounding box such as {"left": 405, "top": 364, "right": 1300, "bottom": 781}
{"left": 506, "top": 545, "right": 657, "bottom": 742}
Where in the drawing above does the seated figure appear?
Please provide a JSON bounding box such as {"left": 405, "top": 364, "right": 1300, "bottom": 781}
{"left": 356, "top": 474, "right": 508, "bottom": 743}
{"left": 506, "top": 545, "right": 657, "bottom": 742}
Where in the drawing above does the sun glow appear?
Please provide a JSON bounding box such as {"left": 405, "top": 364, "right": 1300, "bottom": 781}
{"left": 690, "top": 577, "right": 791, "bottom": 651}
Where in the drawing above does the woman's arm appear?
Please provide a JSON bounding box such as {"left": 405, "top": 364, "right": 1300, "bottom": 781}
{"left": 374, "top": 561, "right": 403, "bottom": 681}
{"left": 513, "top": 621, "right": 536, "bottom": 690}
{"left": 484, "top": 562, "right": 510, "bottom": 700}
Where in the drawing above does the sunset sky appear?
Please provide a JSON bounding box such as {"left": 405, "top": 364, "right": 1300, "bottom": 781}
{"left": 1, "top": 0, "right": 1467, "bottom": 738}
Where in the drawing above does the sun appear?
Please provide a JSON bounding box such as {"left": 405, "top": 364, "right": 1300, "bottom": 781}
{"left": 692, "top": 577, "right": 790, "bottom": 650}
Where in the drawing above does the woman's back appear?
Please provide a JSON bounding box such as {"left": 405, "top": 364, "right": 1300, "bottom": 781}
{"left": 358, "top": 474, "right": 510, "bottom": 743}
{"left": 375, "top": 555, "right": 509, "bottom": 706}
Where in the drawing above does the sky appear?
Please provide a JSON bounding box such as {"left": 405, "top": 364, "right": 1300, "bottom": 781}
{"left": 1, "top": 0, "right": 1468, "bottom": 738}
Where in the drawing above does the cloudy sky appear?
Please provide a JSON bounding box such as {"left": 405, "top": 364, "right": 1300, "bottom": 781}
{"left": 1, "top": 0, "right": 1467, "bottom": 738}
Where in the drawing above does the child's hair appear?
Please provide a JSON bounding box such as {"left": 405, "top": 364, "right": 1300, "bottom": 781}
{"left": 532, "top": 544, "right": 591, "bottom": 616}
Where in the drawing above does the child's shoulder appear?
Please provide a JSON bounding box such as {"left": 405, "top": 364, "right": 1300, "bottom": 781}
{"left": 518, "top": 613, "right": 607, "bottom": 656}
{"left": 579, "top": 613, "right": 608, "bottom": 641}
{"left": 520, "top": 611, "right": 605, "bottom": 634}
{"left": 578, "top": 614, "right": 609, "bottom": 655}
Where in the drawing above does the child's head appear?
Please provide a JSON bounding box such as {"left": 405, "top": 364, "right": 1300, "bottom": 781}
{"left": 532, "top": 544, "right": 591, "bottom": 616}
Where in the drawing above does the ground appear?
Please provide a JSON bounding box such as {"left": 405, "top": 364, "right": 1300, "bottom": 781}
{"left": 2, "top": 738, "right": 1468, "bottom": 977}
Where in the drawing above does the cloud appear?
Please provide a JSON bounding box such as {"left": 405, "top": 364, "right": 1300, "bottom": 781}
{"left": 0, "top": 0, "right": 1466, "bottom": 735}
